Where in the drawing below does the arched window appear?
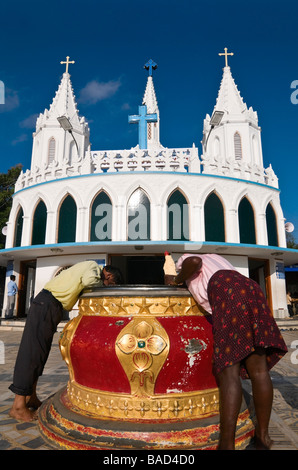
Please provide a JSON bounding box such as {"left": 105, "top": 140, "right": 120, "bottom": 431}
{"left": 48, "top": 137, "right": 56, "bottom": 165}
{"left": 252, "top": 135, "right": 258, "bottom": 165}
{"left": 90, "top": 191, "right": 112, "bottom": 241}
{"left": 31, "top": 200, "right": 47, "bottom": 245}
{"left": 167, "top": 190, "right": 189, "bottom": 241}
{"left": 238, "top": 197, "right": 256, "bottom": 244}
{"left": 266, "top": 203, "right": 278, "bottom": 246}
{"left": 69, "top": 141, "right": 77, "bottom": 165}
{"left": 127, "top": 189, "right": 150, "bottom": 241}
{"left": 234, "top": 132, "right": 242, "bottom": 160}
{"left": 213, "top": 136, "right": 220, "bottom": 158}
{"left": 13, "top": 207, "right": 23, "bottom": 247}
{"left": 57, "top": 195, "right": 77, "bottom": 243}
{"left": 204, "top": 192, "right": 225, "bottom": 242}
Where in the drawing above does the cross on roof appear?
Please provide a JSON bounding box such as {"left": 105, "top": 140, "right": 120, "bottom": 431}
{"left": 128, "top": 105, "right": 158, "bottom": 149}
{"left": 218, "top": 48, "right": 234, "bottom": 67}
{"left": 60, "top": 56, "right": 75, "bottom": 74}
{"left": 144, "top": 59, "right": 158, "bottom": 77}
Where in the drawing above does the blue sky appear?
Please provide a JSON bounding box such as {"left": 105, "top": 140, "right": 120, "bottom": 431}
{"left": 1, "top": 0, "right": 298, "bottom": 240}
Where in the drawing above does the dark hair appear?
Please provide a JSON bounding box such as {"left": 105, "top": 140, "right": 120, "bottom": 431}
{"left": 104, "top": 265, "right": 124, "bottom": 284}
{"left": 10, "top": 275, "right": 16, "bottom": 281}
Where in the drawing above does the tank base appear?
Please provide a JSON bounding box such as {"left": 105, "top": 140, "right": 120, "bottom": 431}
{"left": 38, "top": 387, "right": 255, "bottom": 450}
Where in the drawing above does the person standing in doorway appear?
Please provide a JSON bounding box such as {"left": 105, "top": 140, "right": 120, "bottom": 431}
{"left": 6, "top": 275, "right": 18, "bottom": 319}
{"left": 287, "top": 291, "right": 294, "bottom": 317}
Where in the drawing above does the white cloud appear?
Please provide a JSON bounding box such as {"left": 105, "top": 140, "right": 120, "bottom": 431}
{"left": 12, "top": 133, "right": 28, "bottom": 146}
{"left": 121, "top": 102, "right": 131, "bottom": 110}
{"left": 20, "top": 113, "right": 39, "bottom": 128}
{"left": 0, "top": 88, "right": 20, "bottom": 113}
{"left": 78, "top": 79, "right": 121, "bottom": 105}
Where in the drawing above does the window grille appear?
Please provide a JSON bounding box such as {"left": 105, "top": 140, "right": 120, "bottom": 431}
{"left": 234, "top": 132, "right": 242, "bottom": 160}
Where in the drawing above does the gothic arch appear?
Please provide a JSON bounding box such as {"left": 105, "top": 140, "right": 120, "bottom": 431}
{"left": 57, "top": 194, "right": 77, "bottom": 243}
{"left": 90, "top": 190, "right": 112, "bottom": 241}
{"left": 31, "top": 199, "right": 47, "bottom": 245}
{"left": 167, "top": 189, "right": 189, "bottom": 241}
{"left": 30, "top": 191, "right": 52, "bottom": 213}
{"left": 127, "top": 187, "right": 151, "bottom": 241}
{"left": 265, "top": 202, "right": 279, "bottom": 246}
{"left": 238, "top": 196, "right": 256, "bottom": 244}
{"left": 85, "top": 182, "right": 117, "bottom": 209}
{"left": 13, "top": 205, "right": 24, "bottom": 247}
{"left": 53, "top": 187, "right": 83, "bottom": 212}
{"left": 204, "top": 191, "right": 225, "bottom": 242}
{"left": 126, "top": 181, "right": 156, "bottom": 206}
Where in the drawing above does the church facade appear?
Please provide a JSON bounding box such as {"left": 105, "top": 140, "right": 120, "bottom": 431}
{"left": 1, "top": 54, "right": 297, "bottom": 319}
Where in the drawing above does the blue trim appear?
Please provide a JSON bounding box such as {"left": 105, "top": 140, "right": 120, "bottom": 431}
{"left": 13, "top": 171, "right": 280, "bottom": 197}
{"left": 1, "top": 241, "right": 298, "bottom": 256}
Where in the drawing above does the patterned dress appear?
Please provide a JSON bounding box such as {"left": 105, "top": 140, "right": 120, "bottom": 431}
{"left": 207, "top": 270, "right": 288, "bottom": 379}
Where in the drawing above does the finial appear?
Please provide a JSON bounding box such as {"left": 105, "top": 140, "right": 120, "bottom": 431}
{"left": 218, "top": 48, "right": 234, "bottom": 67}
{"left": 144, "top": 59, "right": 157, "bottom": 77}
{"left": 60, "top": 56, "right": 75, "bottom": 74}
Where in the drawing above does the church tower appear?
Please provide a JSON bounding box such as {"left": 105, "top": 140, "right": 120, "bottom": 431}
{"left": 142, "top": 59, "right": 161, "bottom": 149}
{"left": 30, "top": 57, "right": 90, "bottom": 172}
{"left": 201, "top": 49, "right": 267, "bottom": 183}
{"left": 128, "top": 60, "right": 162, "bottom": 150}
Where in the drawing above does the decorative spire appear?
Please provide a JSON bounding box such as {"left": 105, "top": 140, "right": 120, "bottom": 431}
{"left": 47, "top": 73, "right": 80, "bottom": 124}
{"left": 214, "top": 66, "right": 250, "bottom": 118}
{"left": 35, "top": 63, "right": 84, "bottom": 132}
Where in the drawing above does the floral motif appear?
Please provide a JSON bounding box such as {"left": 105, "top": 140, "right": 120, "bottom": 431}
{"left": 117, "top": 321, "right": 167, "bottom": 372}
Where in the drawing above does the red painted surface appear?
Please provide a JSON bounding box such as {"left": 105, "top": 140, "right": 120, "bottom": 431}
{"left": 155, "top": 316, "right": 217, "bottom": 393}
{"left": 70, "top": 316, "right": 131, "bottom": 392}
{"left": 70, "top": 314, "right": 217, "bottom": 394}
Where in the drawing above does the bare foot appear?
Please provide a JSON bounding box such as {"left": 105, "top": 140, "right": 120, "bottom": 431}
{"left": 9, "top": 395, "right": 38, "bottom": 422}
{"left": 9, "top": 406, "right": 37, "bottom": 422}
{"left": 26, "top": 395, "right": 42, "bottom": 410}
{"left": 254, "top": 434, "right": 273, "bottom": 450}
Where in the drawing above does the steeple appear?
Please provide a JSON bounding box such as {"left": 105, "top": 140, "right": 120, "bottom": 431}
{"left": 142, "top": 59, "right": 161, "bottom": 149}
{"left": 213, "top": 65, "right": 258, "bottom": 124}
{"left": 202, "top": 49, "right": 264, "bottom": 178}
{"left": 31, "top": 58, "right": 90, "bottom": 171}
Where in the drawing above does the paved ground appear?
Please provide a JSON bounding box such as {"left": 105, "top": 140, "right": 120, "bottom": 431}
{"left": 0, "top": 320, "right": 297, "bottom": 451}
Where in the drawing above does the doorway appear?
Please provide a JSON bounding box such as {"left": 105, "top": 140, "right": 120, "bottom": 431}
{"left": 248, "top": 258, "right": 273, "bottom": 312}
{"left": 110, "top": 255, "right": 164, "bottom": 284}
{"left": 18, "top": 260, "right": 36, "bottom": 317}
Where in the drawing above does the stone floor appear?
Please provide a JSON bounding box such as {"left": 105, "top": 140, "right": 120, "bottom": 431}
{"left": 0, "top": 320, "right": 297, "bottom": 451}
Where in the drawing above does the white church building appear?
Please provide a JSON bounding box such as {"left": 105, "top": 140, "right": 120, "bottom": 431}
{"left": 1, "top": 52, "right": 298, "bottom": 319}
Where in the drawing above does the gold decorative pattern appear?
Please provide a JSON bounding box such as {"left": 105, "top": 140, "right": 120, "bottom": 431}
{"left": 61, "top": 292, "right": 217, "bottom": 423}
{"left": 79, "top": 295, "right": 206, "bottom": 317}
{"left": 59, "top": 315, "right": 81, "bottom": 381}
{"left": 67, "top": 381, "right": 220, "bottom": 421}
{"left": 116, "top": 318, "right": 169, "bottom": 396}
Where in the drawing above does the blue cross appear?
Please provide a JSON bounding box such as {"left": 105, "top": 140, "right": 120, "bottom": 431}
{"left": 144, "top": 59, "right": 157, "bottom": 77}
{"left": 128, "top": 105, "right": 158, "bottom": 149}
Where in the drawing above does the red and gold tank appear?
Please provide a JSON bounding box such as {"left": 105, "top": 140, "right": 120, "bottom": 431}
{"left": 38, "top": 286, "right": 254, "bottom": 450}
